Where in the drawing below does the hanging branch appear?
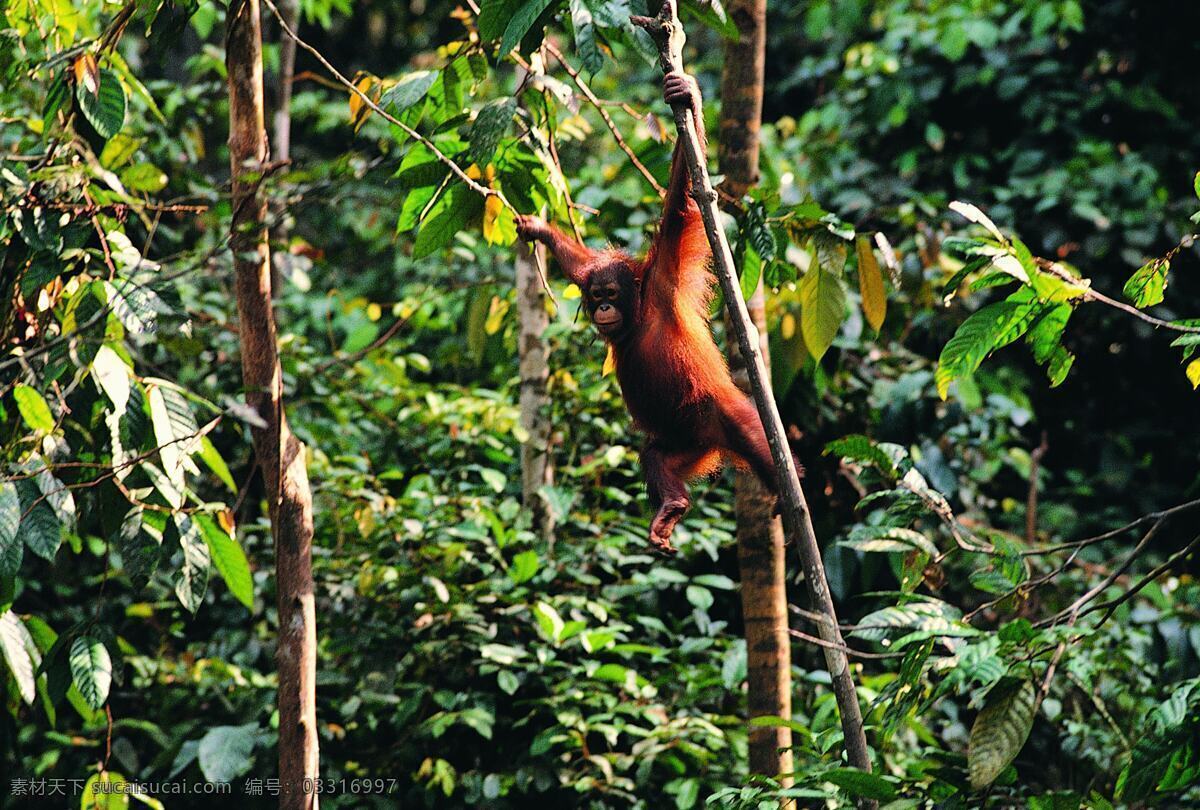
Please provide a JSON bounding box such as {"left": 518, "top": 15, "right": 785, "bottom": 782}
{"left": 542, "top": 41, "right": 666, "bottom": 197}
{"left": 630, "top": 0, "right": 873, "bottom": 778}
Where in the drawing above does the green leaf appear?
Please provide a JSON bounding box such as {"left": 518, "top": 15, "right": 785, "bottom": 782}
{"left": 99, "top": 132, "right": 141, "bottom": 169}
{"left": 198, "top": 724, "right": 258, "bottom": 783}
{"left": 1123, "top": 259, "right": 1168, "bottom": 308}
{"left": 75, "top": 68, "right": 127, "bottom": 140}
{"left": 739, "top": 244, "right": 762, "bottom": 302}
{"left": 69, "top": 635, "right": 112, "bottom": 709}
{"left": 115, "top": 507, "right": 160, "bottom": 588}
{"left": 570, "top": 0, "right": 602, "bottom": 74}
{"left": 196, "top": 515, "right": 252, "bottom": 608}
{"left": 0, "top": 483, "right": 21, "bottom": 579}
{"left": 798, "top": 266, "right": 846, "bottom": 361}
{"left": 968, "top": 680, "right": 1038, "bottom": 789}
{"left": 382, "top": 70, "right": 439, "bottom": 115}
{"left": 851, "top": 600, "right": 962, "bottom": 642}
{"left": 823, "top": 434, "right": 900, "bottom": 479}
{"left": 532, "top": 601, "right": 563, "bottom": 641}
{"left": 43, "top": 70, "right": 69, "bottom": 132}
{"left": 497, "top": 670, "right": 519, "bottom": 695}
{"left": 148, "top": 381, "right": 201, "bottom": 495}
{"left": 16, "top": 476, "right": 64, "bottom": 560}
{"left": 824, "top": 768, "right": 897, "bottom": 801}
{"left": 503, "top": 0, "right": 554, "bottom": 54}
{"left": 842, "top": 526, "right": 938, "bottom": 556}
{"left": 13, "top": 384, "right": 54, "bottom": 432}
{"left": 413, "top": 184, "right": 482, "bottom": 259}
{"left": 935, "top": 301, "right": 1034, "bottom": 399}
{"left": 469, "top": 98, "right": 517, "bottom": 166}
{"left": 509, "top": 550, "right": 539, "bottom": 584}
{"left": 198, "top": 436, "right": 236, "bottom": 492}
{"left": 120, "top": 162, "right": 168, "bottom": 193}
{"left": 0, "top": 611, "right": 37, "bottom": 704}
{"left": 173, "top": 514, "right": 211, "bottom": 613}
{"left": 1047, "top": 345, "right": 1075, "bottom": 387}
{"left": 1026, "top": 304, "right": 1071, "bottom": 365}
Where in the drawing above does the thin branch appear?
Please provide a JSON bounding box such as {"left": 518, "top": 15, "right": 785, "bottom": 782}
{"left": 1086, "top": 534, "right": 1200, "bottom": 627}
{"left": 542, "top": 41, "right": 666, "bottom": 198}
{"left": 1036, "top": 257, "right": 1200, "bottom": 333}
{"left": 787, "top": 628, "right": 905, "bottom": 660}
{"left": 1026, "top": 432, "right": 1048, "bottom": 545}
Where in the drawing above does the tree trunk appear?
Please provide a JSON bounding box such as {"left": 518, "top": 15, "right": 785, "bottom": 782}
{"left": 719, "top": 0, "right": 794, "bottom": 786}
{"left": 515, "top": 66, "right": 556, "bottom": 548}
{"left": 269, "top": 0, "right": 299, "bottom": 295}
{"left": 516, "top": 238, "right": 556, "bottom": 546}
{"left": 226, "top": 2, "right": 320, "bottom": 806}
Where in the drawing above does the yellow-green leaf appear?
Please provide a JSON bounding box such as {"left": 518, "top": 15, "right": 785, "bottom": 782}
{"left": 1186, "top": 359, "right": 1200, "bottom": 389}
{"left": 1123, "top": 259, "right": 1168, "bottom": 308}
{"left": 799, "top": 266, "right": 846, "bottom": 362}
{"left": 13, "top": 384, "right": 54, "bottom": 433}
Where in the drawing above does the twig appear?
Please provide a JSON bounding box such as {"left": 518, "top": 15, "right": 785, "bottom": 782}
{"left": 542, "top": 41, "right": 666, "bottom": 197}
{"left": 787, "top": 628, "right": 905, "bottom": 660}
{"left": 1026, "top": 432, "right": 1048, "bottom": 545}
{"left": 1035, "top": 257, "right": 1200, "bottom": 334}
{"left": 1037, "top": 519, "right": 1169, "bottom": 627}
{"left": 1086, "top": 534, "right": 1200, "bottom": 627}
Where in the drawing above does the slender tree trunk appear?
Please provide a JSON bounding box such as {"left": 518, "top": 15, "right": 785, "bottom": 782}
{"left": 269, "top": 0, "right": 298, "bottom": 296}
{"left": 719, "top": 0, "right": 794, "bottom": 787}
{"left": 515, "top": 67, "right": 556, "bottom": 548}
{"left": 226, "top": 2, "right": 320, "bottom": 806}
{"left": 516, "top": 238, "right": 556, "bottom": 545}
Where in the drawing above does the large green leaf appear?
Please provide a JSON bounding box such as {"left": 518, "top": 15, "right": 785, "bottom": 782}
{"left": 116, "top": 507, "right": 160, "bottom": 588}
{"left": 798, "top": 266, "right": 846, "bottom": 361}
{"left": 75, "top": 68, "right": 126, "bottom": 140}
{"left": 15, "top": 477, "right": 63, "bottom": 560}
{"left": 469, "top": 98, "right": 517, "bottom": 167}
{"left": 69, "top": 635, "right": 112, "bottom": 710}
{"left": 968, "top": 679, "right": 1038, "bottom": 788}
{"left": 198, "top": 723, "right": 259, "bottom": 783}
{"left": 197, "top": 514, "right": 253, "bottom": 609}
{"left": 173, "top": 514, "right": 210, "bottom": 613}
{"left": 499, "top": 0, "right": 554, "bottom": 55}
{"left": 935, "top": 300, "right": 1034, "bottom": 399}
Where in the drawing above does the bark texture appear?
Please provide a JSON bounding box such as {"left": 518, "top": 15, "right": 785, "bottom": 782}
{"left": 633, "top": 0, "right": 872, "bottom": 782}
{"left": 227, "top": 2, "right": 320, "bottom": 806}
{"left": 515, "top": 66, "right": 556, "bottom": 546}
{"left": 719, "top": 0, "right": 794, "bottom": 784}
{"left": 516, "top": 238, "right": 556, "bottom": 544}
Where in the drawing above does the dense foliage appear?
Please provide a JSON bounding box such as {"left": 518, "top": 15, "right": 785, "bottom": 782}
{"left": 2, "top": 1, "right": 1198, "bottom": 808}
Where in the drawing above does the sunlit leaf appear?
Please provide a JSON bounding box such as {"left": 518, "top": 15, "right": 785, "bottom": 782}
{"left": 69, "top": 635, "right": 112, "bottom": 709}
{"left": 798, "top": 266, "right": 846, "bottom": 361}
